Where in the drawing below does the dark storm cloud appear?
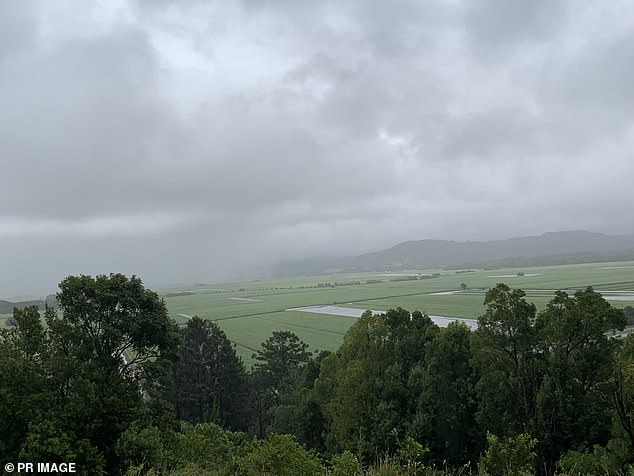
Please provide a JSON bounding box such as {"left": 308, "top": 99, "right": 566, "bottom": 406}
{"left": 1, "top": 0, "right": 634, "bottom": 297}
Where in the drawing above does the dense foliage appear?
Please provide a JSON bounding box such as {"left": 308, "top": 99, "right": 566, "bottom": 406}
{"left": 2, "top": 275, "right": 634, "bottom": 475}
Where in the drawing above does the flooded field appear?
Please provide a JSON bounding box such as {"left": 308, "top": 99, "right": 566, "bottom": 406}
{"left": 288, "top": 305, "right": 478, "bottom": 330}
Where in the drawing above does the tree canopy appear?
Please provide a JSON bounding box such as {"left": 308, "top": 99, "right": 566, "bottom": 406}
{"left": 165, "top": 316, "right": 247, "bottom": 429}
{"left": 1, "top": 275, "right": 632, "bottom": 475}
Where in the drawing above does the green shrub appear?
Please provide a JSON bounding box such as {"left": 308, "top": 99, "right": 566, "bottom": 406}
{"left": 116, "top": 422, "right": 166, "bottom": 472}
{"left": 236, "top": 433, "right": 324, "bottom": 476}
{"left": 479, "top": 432, "right": 536, "bottom": 476}
{"left": 366, "top": 456, "right": 401, "bottom": 476}
{"left": 557, "top": 446, "right": 618, "bottom": 475}
{"left": 19, "top": 420, "right": 105, "bottom": 475}
{"left": 331, "top": 450, "right": 361, "bottom": 476}
{"left": 174, "top": 422, "right": 242, "bottom": 470}
{"left": 396, "top": 435, "right": 429, "bottom": 472}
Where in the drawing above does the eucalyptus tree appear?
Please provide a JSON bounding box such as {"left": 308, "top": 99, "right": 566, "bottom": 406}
{"left": 0, "top": 274, "right": 181, "bottom": 474}
{"left": 535, "top": 288, "right": 625, "bottom": 473}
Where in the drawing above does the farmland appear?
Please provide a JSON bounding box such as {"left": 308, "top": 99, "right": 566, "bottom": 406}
{"left": 159, "top": 260, "right": 634, "bottom": 364}
{"left": 1, "top": 260, "right": 632, "bottom": 363}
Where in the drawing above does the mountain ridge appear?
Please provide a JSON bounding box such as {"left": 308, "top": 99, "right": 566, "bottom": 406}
{"left": 274, "top": 230, "right": 634, "bottom": 276}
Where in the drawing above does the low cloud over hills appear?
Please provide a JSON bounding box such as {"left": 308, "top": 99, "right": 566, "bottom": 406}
{"left": 275, "top": 231, "right": 634, "bottom": 275}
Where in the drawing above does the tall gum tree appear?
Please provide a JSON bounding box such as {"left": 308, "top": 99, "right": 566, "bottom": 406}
{"left": 474, "top": 284, "right": 625, "bottom": 475}
{"left": 46, "top": 274, "right": 180, "bottom": 473}
{"left": 54, "top": 273, "right": 180, "bottom": 377}
{"left": 316, "top": 308, "right": 437, "bottom": 458}
{"left": 535, "top": 287, "right": 625, "bottom": 474}
{"left": 473, "top": 284, "right": 541, "bottom": 439}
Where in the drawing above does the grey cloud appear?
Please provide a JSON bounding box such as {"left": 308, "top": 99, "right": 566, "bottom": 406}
{"left": 284, "top": 52, "right": 358, "bottom": 90}
{"left": 0, "top": 0, "right": 41, "bottom": 61}
{"left": 464, "top": 0, "right": 568, "bottom": 52}
{"left": 432, "top": 109, "right": 541, "bottom": 161}
{"left": 340, "top": 1, "right": 451, "bottom": 59}
{"left": 0, "top": 27, "right": 178, "bottom": 220}
{"left": 1, "top": 0, "right": 634, "bottom": 297}
{"left": 546, "top": 30, "right": 634, "bottom": 119}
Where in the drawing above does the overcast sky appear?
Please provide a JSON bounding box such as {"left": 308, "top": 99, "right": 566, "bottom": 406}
{"left": 2, "top": 0, "right": 634, "bottom": 298}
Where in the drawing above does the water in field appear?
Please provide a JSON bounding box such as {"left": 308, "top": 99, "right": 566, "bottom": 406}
{"left": 288, "top": 305, "right": 478, "bottom": 330}
{"left": 593, "top": 291, "right": 634, "bottom": 302}
{"left": 603, "top": 295, "right": 634, "bottom": 301}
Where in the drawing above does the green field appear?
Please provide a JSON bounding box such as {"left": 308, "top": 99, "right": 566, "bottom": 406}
{"left": 2, "top": 261, "right": 632, "bottom": 364}
{"left": 158, "top": 261, "right": 634, "bottom": 364}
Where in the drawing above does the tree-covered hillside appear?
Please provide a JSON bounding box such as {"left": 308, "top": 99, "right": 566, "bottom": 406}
{"left": 2, "top": 274, "right": 634, "bottom": 475}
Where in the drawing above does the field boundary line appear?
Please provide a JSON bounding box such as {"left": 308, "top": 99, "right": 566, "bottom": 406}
{"left": 256, "top": 315, "right": 346, "bottom": 335}
{"left": 172, "top": 288, "right": 485, "bottom": 325}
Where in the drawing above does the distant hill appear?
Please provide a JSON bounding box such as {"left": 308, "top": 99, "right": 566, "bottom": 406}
{"left": 456, "top": 248, "right": 634, "bottom": 270}
{"left": 275, "top": 231, "right": 634, "bottom": 275}
{"left": 0, "top": 296, "right": 55, "bottom": 315}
